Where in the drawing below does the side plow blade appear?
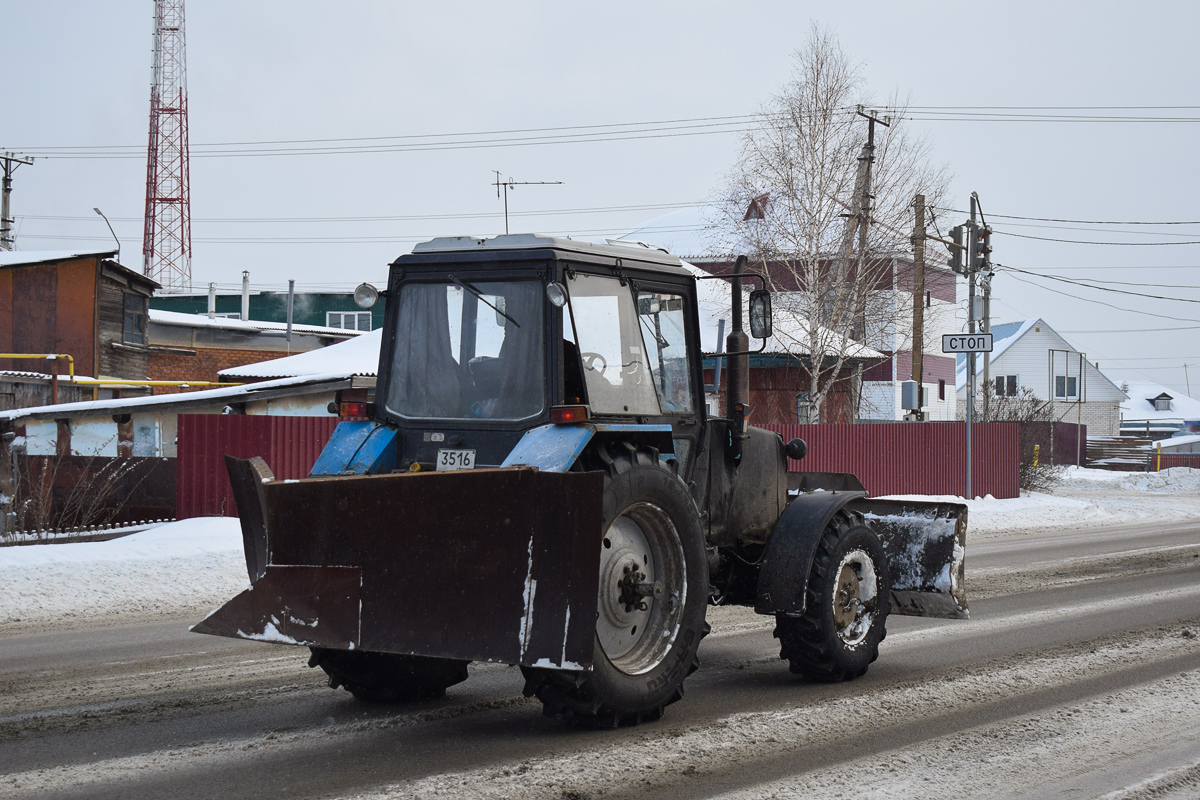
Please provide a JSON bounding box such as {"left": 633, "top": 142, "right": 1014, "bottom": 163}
{"left": 193, "top": 457, "right": 604, "bottom": 669}
{"left": 850, "top": 498, "right": 969, "bottom": 620}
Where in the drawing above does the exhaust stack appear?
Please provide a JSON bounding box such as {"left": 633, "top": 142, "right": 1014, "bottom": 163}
{"left": 726, "top": 255, "right": 750, "bottom": 459}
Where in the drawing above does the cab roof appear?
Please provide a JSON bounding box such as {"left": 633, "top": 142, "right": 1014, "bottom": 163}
{"left": 405, "top": 234, "right": 692, "bottom": 277}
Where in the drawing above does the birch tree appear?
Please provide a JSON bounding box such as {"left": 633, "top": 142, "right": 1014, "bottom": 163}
{"left": 710, "top": 26, "right": 950, "bottom": 421}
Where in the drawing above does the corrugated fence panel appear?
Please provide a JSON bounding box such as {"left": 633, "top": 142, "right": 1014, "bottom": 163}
{"left": 1157, "top": 453, "right": 1200, "bottom": 471}
{"left": 762, "top": 422, "right": 1020, "bottom": 499}
{"left": 177, "top": 415, "right": 338, "bottom": 518}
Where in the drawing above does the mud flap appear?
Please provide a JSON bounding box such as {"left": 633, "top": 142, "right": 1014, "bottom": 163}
{"left": 193, "top": 461, "right": 604, "bottom": 669}
{"left": 849, "top": 498, "right": 969, "bottom": 620}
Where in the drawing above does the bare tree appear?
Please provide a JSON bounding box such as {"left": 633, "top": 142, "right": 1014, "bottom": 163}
{"left": 710, "top": 25, "right": 950, "bottom": 422}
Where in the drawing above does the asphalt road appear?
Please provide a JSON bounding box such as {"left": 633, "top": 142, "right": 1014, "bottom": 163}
{"left": 2, "top": 520, "right": 1198, "bottom": 800}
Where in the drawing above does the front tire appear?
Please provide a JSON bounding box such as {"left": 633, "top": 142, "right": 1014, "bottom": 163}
{"left": 310, "top": 649, "right": 469, "bottom": 702}
{"left": 774, "top": 511, "right": 890, "bottom": 681}
{"left": 523, "top": 444, "right": 709, "bottom": 726}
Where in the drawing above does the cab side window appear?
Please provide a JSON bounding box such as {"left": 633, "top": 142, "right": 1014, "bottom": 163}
{"left": 636, "top": 291, "right": 693, "bottom": 414}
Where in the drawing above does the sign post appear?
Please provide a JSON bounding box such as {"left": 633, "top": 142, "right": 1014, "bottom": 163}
{"left": 943, "top": 334, "right": 994, "bottom": 498}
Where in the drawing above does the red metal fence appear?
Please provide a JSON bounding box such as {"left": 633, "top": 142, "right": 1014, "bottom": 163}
{"left": 175, "top": 416, "right": 1020, "bottom": 517}
{"left": 1153, "top": 453, "right": 1200, "bottom": 472}
{"left": 762, "top": 422, "right": 1020, "bottom": 499}
{"left": 176, "top": 414, "right": 338, "bottom": 518}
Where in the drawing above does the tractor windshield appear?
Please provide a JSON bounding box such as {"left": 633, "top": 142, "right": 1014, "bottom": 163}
{"left": 386, "top": 279, "right": 545, "bottom": 420}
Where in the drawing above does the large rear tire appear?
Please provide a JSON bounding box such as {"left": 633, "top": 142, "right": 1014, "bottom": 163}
{"left": 522, "top": 443, "right": 709, "bottom": 727}
{"left": 774, "top": 510, "right": 890, "bottom": 681}
{"left": 310, "top": 648, "right": 469, "bottom": 702}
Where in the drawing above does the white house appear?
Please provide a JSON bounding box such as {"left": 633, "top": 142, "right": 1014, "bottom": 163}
{"left": 1119, "top": 380, "right": 1200, "bottom": 437}
{"left": 955, "top": 318, "right": 1127, "bottom": 435}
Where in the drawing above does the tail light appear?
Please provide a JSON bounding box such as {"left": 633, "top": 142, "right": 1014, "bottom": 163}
{"left": 338, "top": 401, "right": 373, "bottom": 418}
{"left": 549, "top": 405, "right": 590, "bottom": 425}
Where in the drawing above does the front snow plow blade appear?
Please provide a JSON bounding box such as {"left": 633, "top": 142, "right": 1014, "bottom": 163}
{"left": 193, "top": 457, "right": 603, "bottom": 669}
{"left": 850, "top": 498, "right": 969, "bottom": 619}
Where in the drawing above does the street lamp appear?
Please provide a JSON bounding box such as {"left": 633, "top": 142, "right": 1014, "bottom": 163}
{"left": 93, "top": 207, "right": 120, "bottom": 264}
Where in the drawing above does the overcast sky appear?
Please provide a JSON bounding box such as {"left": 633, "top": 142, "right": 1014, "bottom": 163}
{"left": 2, "top": 1, "right": 1198, "bottom": 395}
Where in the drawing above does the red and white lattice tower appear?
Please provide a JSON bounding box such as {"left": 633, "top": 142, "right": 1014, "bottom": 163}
{"left": 143, "top": 0, "right": 192, "bottom": 291}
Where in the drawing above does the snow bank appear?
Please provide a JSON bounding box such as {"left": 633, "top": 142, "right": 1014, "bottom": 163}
{"left": 882, "top": 466, "right": 1200, "bottom": 536}
{"left": 0, "top": 518, "right": 246, "bottom": 629}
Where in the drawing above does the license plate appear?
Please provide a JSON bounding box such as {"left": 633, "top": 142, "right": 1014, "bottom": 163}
{"left": 436, "top": 449, "right": 476, "bottom": 471}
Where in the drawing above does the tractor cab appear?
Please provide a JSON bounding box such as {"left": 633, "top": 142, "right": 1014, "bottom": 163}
{"left": 371, "top": 235, "right": 711, "bottom": 477}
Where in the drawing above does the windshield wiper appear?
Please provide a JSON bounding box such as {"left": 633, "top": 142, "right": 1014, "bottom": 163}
{"left": 450, "top": 276, "right": 520, "bottom": 328}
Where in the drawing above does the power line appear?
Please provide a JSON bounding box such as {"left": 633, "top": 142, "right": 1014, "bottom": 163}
{"left": 996, "top": 265, "right": 1200, "bottom": 299}
{"left": 933, "top": 206, "right": 1200, "bottom": 226}
{"left": 1002, "top": 271, "right": 1200, "bottom": 323}
{"left": 14, "top": 200, "right": 705, "bottom": 225}
{"left": 994, "top": 230, "right": 1200, "bottom": 246}
{"left": 1062, "top": 326, "right": 1200, "bottom": 333}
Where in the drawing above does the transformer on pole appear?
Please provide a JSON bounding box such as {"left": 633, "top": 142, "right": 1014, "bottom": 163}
{"left": 143, "top": 0, "right": 192, "bottom": 292}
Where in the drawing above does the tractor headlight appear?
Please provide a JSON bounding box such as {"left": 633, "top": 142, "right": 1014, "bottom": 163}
{"left": 545, "top": 281, "right": 567, "bottom": 308}
{"left": 354, "top": 283, "right": 379, "bottom": 309}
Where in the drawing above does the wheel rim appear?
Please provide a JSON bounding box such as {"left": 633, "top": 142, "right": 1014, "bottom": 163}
{"left": 831, "top": 548, "right": 879, "bottom": 647}
{"left": 596, "top": 502, "right": 686, "bottom": 675}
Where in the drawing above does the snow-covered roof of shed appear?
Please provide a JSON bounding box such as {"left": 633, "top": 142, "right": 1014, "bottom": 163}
{"left": 149, "top": 309, "right": 363, "bottom": 338}
{"left": 1120, "top": 380, "right": 1200, "bottom": 421}
{"left": 0, "top": 248, "right": 117, "bottom": 268}
{"left": 221, "top": 329, "right": 382, "bottom": 378}
{"left": 1155, "top": 433, "right": 1200, "bottom": 449}
{"left": 0, "top": 373, "right": 352, "bottom": 424}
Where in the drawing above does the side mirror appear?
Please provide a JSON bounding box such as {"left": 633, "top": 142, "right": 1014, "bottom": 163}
{"left": 749, "top": 289, "right": 772, "bottom": 339}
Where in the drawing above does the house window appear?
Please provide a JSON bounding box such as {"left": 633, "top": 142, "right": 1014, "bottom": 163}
{"left": 797, "top": 393, "right": 813, "bottom": 424}
{"left": 994, "top": 375, "right": 1018, "bottom": 397}
{"left": 327, "top": 311, "right": 372, "bottom": 331}
{"left": 1154, "top": 395, "right": 1172, "bottom": 411}
{"left": 1054, "top": 375, "right": 1078, "bottom": 400}
{"left": 938, "top": 379, "right": 946, "bottom": 401}
{"left": 123, "top": 294, "right": 146, "bottom": 345}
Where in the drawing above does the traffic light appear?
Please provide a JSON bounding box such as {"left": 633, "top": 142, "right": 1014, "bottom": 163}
{"left": 949, "top": 225, "right": 965, "bottom": 273}
{"left": 973, "top": 224, "right": 992, "bottom": 271}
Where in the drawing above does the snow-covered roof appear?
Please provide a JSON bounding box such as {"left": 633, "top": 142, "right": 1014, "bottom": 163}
{"left": 221, "top": 328, "right": 382, "bottom": 378}
{"left": 1120, "top": 380, "right": 1200, "bottom": 422}
{"left": 955, "top": 319, "right": 1037, "bottom": 388}
{"left": 0, "top": 372, "right": 352, "bottom": 424}
{"left": 220, "top": 266, "right": 881, "bottom": 381}
{"left": 688, "top": 262, "right": 882, "bottom": 360}
{"left": 1155, "top": 433, "right": 1200, "bottom": 449}
{"left": 149, "top": 309, "right": 364, "bottom": 338}
{"left": 954, "top": 318, "right": 1125, "bottom": 400}
{"left": 0, "top": 248, "right": 116, "bottom": 268}
{"left": 612, "top": 206, "right": 720, "bottom": 260}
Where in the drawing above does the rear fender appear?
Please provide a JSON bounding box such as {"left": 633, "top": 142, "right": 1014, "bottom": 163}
{"left": 753, "top": 493, "right": 970, "bottom": 620}
{"left": 754, "top": 490, "right": 868, "bottom": 616}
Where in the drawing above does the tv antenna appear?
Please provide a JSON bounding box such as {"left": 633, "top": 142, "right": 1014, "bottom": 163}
{"left": 492, "top": 171, "right": 562, "bottom": 234}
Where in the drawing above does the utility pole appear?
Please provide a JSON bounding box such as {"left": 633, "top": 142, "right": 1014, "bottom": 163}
{"left": 966, "top": 194, "right": 979, "bottom": 498}
{"left": 911, "top": 194, "right": 926, "bottom": 421}
{"left": 0, "top": 153, "right": 34, "bottom": 251}
{"left": 492, "top": 172, "right": 562, "bottom": 235}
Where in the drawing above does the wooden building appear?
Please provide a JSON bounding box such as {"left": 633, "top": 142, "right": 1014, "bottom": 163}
{"left": 0, "top": 249, "right": 159, "bottom": 382}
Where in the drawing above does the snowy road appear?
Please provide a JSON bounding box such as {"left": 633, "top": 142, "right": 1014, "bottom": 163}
{"left": 1, "top": 517, "right": 1198, "bottom": 799}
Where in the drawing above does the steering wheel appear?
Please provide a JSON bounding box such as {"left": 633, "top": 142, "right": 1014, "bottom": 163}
{"left": 581, "top": 351, "right": 608, "bottom": 375}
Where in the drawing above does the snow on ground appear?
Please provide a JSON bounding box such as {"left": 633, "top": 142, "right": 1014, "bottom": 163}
{"left": 1, "top": 468, "right": 1196, "bottom": 630}
{"left": 882, "top": 466, "right": 1200, "bottom": 538}
{"left": 0, "top": 517, "right": 245, "bottom": 630}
